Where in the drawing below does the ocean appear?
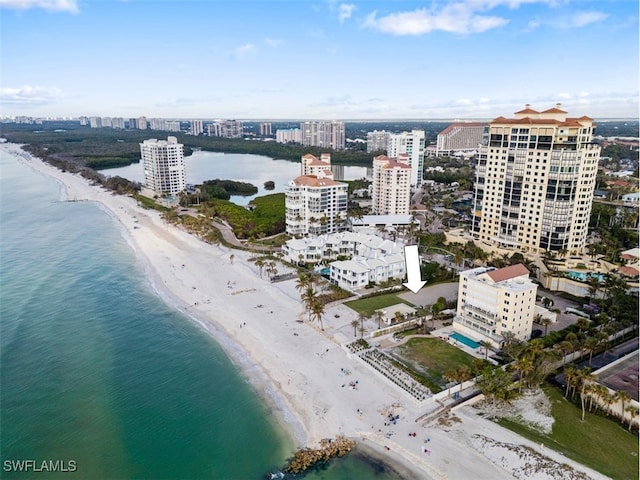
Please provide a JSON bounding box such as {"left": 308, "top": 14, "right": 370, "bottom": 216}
{"left": 0, "top": 150, "right": 398, "bottom": 480}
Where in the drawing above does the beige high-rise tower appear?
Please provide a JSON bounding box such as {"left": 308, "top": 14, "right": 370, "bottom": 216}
{"left": 471, "top": 105, "right": 600, "bottom": 254}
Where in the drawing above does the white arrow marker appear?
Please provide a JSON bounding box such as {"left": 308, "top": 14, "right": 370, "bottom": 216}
{"left": 403, "top": 245, "right": 426, "bottom": 294}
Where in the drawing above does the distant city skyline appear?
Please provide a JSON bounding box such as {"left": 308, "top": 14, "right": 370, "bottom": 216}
{"left": 1, "top": 0, "right": 638, "bottom": 120}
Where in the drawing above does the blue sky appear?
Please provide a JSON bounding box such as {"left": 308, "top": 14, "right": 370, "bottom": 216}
{"left": 1, "top": 0, "right": 638, "bottom": 119}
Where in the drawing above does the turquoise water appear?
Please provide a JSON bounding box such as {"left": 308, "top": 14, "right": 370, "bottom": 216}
{"left": 0, "top": 150, "right": 398, "bottom": 479}
{"left": 567, "top": 271, "right": 605, "bottom": 283}
{"left": 449, "top": 332, "right": 480, "bottom": 349}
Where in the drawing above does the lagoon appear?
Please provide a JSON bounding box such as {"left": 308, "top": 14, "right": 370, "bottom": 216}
{"left": 100, "top": 151, "right": 372, "bottom": 205}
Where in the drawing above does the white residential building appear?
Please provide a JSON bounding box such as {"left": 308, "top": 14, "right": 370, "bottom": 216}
{"left": 140, "top": 136, "right": 185, "bottom": 196}
{"left": 300, "top": 121, "right": 345, "bottom": 150}
{"left": 387, "top": 130, "right": 425, "bottom": 189}
{"left": 282, "top": 230, "right": 402, "bottom": 264}
{"left": 435, "top": 122, "right": 485, "bottom": 157}
{"left": 367, "top": 130, "right": 390, "bottom": 153}
{"left": 285, "top": 174, "right": 348, "bottom": 236}
{"left": 454, "top": 264, "right": 538, "bottom": 347}
{"left": 259, "top": 122, "right": 272, "bottom": 136}
{"left": 191, "top": 120, "right": 203, "bottom": 136}
{"left": 301, "top": 153, "right": 332, "bottom": 177}
{"left": 281, "top": 231, "right": 407, "bottom": 291}
{"left": 471, "top": 104, "right": 601, "bottom": 254}
{"left": 276, "top": 128, "right": 302, "bottom": 144}
{"left": 372, "top": 155, "right": 412, "bottom": 215}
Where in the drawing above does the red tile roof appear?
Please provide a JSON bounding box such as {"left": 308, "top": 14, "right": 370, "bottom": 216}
{"left": 293, "top": 175, "right": 341, "bottom": 187}
{"left": 619, "top": 266, "right": 639, "bottom": 277}
{"left": 485, "top": 264, "right": 530, "bottom": 283}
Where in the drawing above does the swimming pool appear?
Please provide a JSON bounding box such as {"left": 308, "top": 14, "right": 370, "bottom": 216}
{"left": 567, "top": 271, "right": 605, "bottom": 282}
{"left": 449, "top": 332, "right": 480, "bottom": 349}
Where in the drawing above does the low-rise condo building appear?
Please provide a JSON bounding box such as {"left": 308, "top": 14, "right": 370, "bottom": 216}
{"left": 453, "top": 264, "right": 537, "bottom": 347}
{"left": 301, "top": 153, "right": 333, "bottom": 177}
{"left": 282, "top": 230, "right": 402, "bottom": 264}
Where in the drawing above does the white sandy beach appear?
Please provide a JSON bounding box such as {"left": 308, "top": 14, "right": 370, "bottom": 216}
{"left": 3, "top": 143, "right": 612, "bottom": 480}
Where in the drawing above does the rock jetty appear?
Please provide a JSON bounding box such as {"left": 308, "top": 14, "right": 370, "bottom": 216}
{"left": 283, "top": 435, "right": 356, "bottom": 474}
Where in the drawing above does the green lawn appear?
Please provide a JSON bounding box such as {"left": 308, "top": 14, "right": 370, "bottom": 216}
{"left": 392, "top": 337, "right": 475, "bottom": 386}
{"left": 498, "top": 385, "right": 639, "bottom": 480}
{"left": 344, "top": 292, "right": 415, "bottom": 317}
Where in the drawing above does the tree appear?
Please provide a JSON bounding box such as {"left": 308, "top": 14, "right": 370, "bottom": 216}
{"left": 475, "top": 365, "right": 518, "bottom": 414}
{"left": 537, "top": 316, "right": 553, "bottom": 336}
{"left": 375, "top": 311, "right": 384, "bottom": 330}
{"left": 443, "top": 369, "right": 457, "bottom": 397}
{"left": 310, "top": 299, "right": 325, "bottom": 330}
{"left": 358, "top": 326, "right": 367, "bottom": 339}
{"left": 479, "top": 340, "right": 492, "bottom": 360}
{"left": 456, "top": 366, "right": 471, "bottom": 395}
{"left": 576, "top": 368, "right": 595, "bottom": 422}
{"left": 350, "top": 320, "right": 359, "bottom": 337}
{"left": 614, "top": 391, "right": 632, "bottom": 424}
{"left": 562, "top": 364, "right": 577, "bottom": 398}
{"left": 625, "top": 405, "right": 639, "bottom": 431}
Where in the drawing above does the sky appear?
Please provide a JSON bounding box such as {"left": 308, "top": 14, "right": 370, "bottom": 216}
{"left": 0, "top": 0, "right": 638, "bottom": 120}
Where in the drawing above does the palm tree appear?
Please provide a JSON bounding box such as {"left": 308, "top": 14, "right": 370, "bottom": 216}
{"left": 456, "top": 366, "right": 471, "bottom": 396}
{"left": 350, "top": 319, "right": 359, "bottom": 337}
{"left": 443, "top": 368, "right": 457, "bottom": 397}
{"left": 625, "top": 405, "right": 639, "bottom": 431}
{"left": 538, "top": 316, "right": 552, "bottom": 336}
{"left": 375, "top": 311, "right": 384, "bottom": 330}
{"left": 614, "top": 391, "right": 632, "bottom": 424}
{"left": 602, "top": 392, "right": 615, "bottom": 417}
{"left": 584, "top": 337, "right": 599, "bottom": 366}
{"left": 358, "top": 313, "right": 368, "bottom": 331}
{"left": 301, "top": 286, "right": 317, "bottom": 321}
{"left": 358, "top": 326, "right": 366, "bottom": 339}
{"left": 479, "top": 340, "right": 492, "bottom": 360}
{"left": 310, "top": 299, "right": 325, "bottom": 330}
{"left": 577, "top": 368, "right": 595, "bottom": 422}
{"left": 562, "top": 364, "right": 577, "bottom": 398}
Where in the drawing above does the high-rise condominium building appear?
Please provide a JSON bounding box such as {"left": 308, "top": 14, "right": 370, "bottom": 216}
{"left": 366, "top": 130, "right": 390, "bottom": 153}
{"left": 140, "top": 136, "right": 185, "bottom": 196}
{"left": 285, "top": 172, "right": 348, "bottom": 236}
{"left": 454, "top": 264, "right": 537, "bottom": 346}
{"left": 221, "top": 120, "right": 244, "bottom": 138}
{"left": 111, "top": 117, "right": 125, "bottom": 129}
{"left": 387, "top": 130, "right": 425, "bottom": 189}
{"left": 191, "top": 120, "right": 203, "bottom": 136}
{"left": 435, "top": 122, "right": 485, "bottom": 157}
{"left": 471, "top": 104, "right": 600, "bottom": 254}
{"left": 372, "top": 155, "right": 412, "bottom": 215}
{"left": 259, "top": 122, "right": 272, "bottom": 136}
{"left": 300, "top": 121, "right": 345, "bottom": 150}
{"left": 138, "top": 116, "right": 147, "bottom": 130}
{"left": 276, "top": 128, "right": 302, "bottom": 144}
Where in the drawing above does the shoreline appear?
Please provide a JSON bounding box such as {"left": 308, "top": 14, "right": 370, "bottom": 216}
{"left": 3, "top": 143, "right": 613, "bottom": 480}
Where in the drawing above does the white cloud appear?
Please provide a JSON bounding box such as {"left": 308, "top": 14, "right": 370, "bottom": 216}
{"left": 0, "top": 85, "right": 62, "bottom": 106}
{"left": 338, "top": 3, "right": 356, "bottom": 23}
{"left": 0, "top": 0, "right": 78, "bottom": 12}
{"left": 264, "top": 37, "right": 284, "bottom": 47}
{"left": 566, "top": 11, "right": 608, "bottom": 28}
{"left": 234, "top": 43, "right": 257, "bottom": 59}
{"left": 362, "top": 3, "right": 509, "bottom": 35}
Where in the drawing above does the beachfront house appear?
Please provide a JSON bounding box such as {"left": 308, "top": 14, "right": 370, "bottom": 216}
{"left": 453, "top": 264, "right": 538, "bottom": 348}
